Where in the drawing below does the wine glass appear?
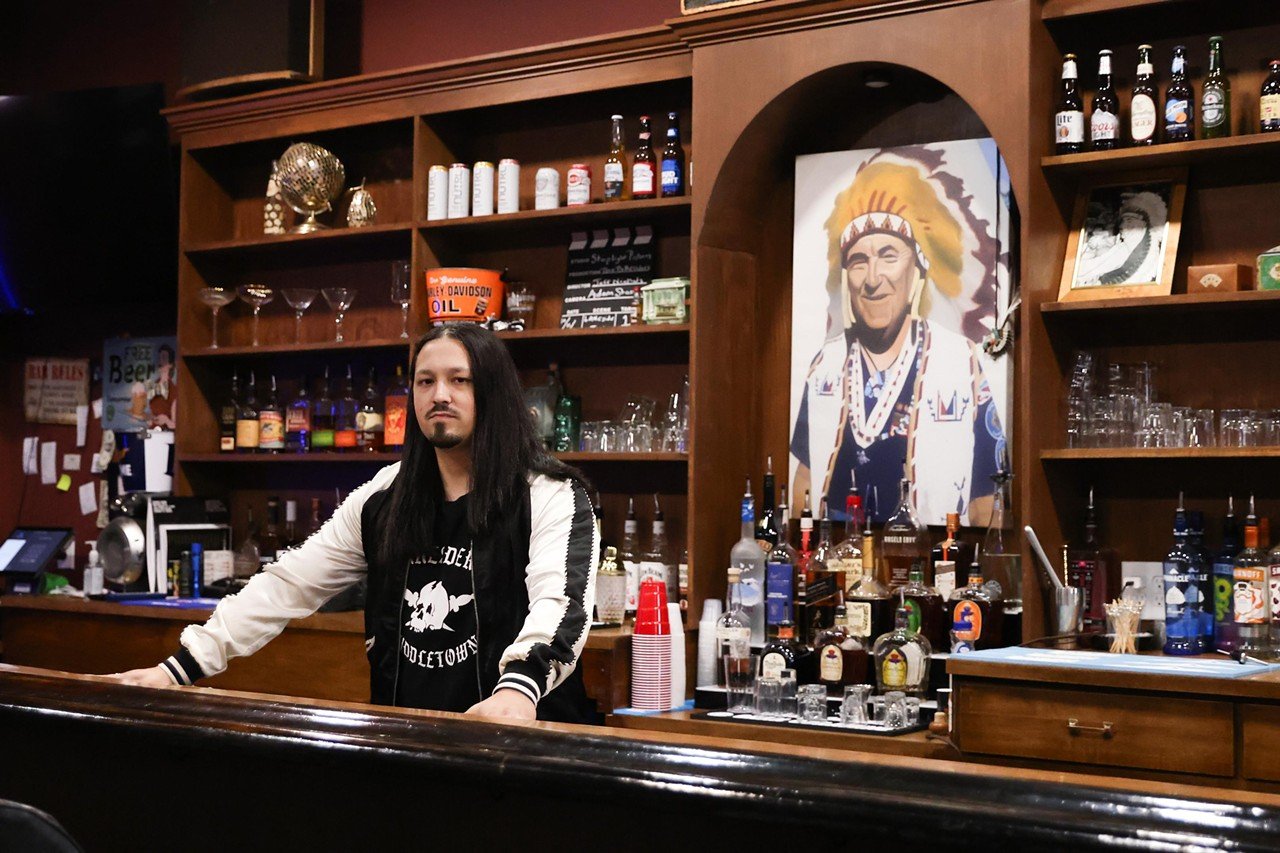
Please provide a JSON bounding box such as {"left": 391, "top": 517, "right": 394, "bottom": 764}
{"left": 281, "top": 288, "right": 318, "bottom": 344}
{"left": 236, "top": 284, "right": 274, "bottom": 347}
{"left": 390, "top": 260, "right": 412, "bottom": 339}
{"left": 197, "top": 287, "right": 236, "bottom": 349}
{"left": 322, "top": 287, "right": 356, "bottom": 342}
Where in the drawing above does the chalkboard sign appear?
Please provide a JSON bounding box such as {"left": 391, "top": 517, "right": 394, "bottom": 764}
{"left": 559, "top": 226, "right": 654, "bottom": 329}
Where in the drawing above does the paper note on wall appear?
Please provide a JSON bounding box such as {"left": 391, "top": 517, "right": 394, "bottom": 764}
{"left": 79, "top": 482, "right": 97, "bottom": 516}
{"left": 56, "top": 474, "right": 71, "bottom": 492}
{"left": 63, "top": 454, "right": 81, "bottom": 471}
{"left": 76, "top": 404, "right": 89, "bottom": 447}
{"left": 40, "top": 441, "right": 57, "bottom": 485}
{"left": 22, "top": 438, "right": 38, "bottom": 474}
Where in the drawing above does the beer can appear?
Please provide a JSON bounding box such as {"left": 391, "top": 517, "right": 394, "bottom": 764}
{"left": 471, "top": 160, "right": 495, "bottom": 217}
{"left": 426, "top": 164, "right": 448, "bottom": 220}
{"left": 497, "top": 158, "right": 520, "bottom": 214}
{"left": 566, "top": 163, "right": 591, "bottom": 207}
{"left": 447, "top": 162, "right": 471, "bottom": 219}
{"left": 534, "top": 167, "right": 560, "bottom": 210}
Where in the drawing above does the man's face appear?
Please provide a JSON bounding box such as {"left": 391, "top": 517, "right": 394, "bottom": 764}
{"left": 843, "top": 232, "right": 918, "bottom": 331}
{"left": 413, "top": 337, "right": 476, "bottom": 450}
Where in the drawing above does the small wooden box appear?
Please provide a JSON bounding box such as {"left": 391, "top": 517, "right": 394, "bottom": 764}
{"left": 1187, "top": 263, "right": 1252, "bottom": 293}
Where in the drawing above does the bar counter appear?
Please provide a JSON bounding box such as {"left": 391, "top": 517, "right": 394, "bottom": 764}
{"left": 3, "top": 664, "right": 1280, "bottom": 851}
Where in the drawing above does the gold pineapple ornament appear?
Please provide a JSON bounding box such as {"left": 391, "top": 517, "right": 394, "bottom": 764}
{"left": 346, "top": 179, "right": 377, "bottom": 228}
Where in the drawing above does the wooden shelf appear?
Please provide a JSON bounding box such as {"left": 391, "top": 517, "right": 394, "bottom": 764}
{"left": 1041, "top": 448, "right": 1280, "bottom": 460}
{"left": 178, "top": 452, "right": 401, "bottom": 464}
{"left": 554, "top": 452, "right": 688, "bottom": 463}
{"left": 1041, "top": 290, "right": 1280, "bottom": 318}
{"left": 418, "top": 196, "right": 690, "bottom": 234}
{"left": 1041, "top": 133, "right": 1280, "bottom": 176}
{"left": 496, "top": 324, "right": 690, "bottom": 342}
{"left": 183, "top": 222, "right": 414, "bottom": 259}
{"left": 1041, "top": 0, "right": 1194, "bottom": 20}
{"left": 181, "top": 338, "right": 412, "bottom": 359}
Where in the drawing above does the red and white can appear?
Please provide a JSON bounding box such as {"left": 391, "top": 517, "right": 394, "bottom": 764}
{"left": 426, "top": 164, "right": 448, "bottom": 221}
{"left": 566, "top": 163, "right": 591, "bottom": 206}
{"left": 447, "top": 163, "right": 470, "bottom": 219}
{"left": 497, "top": 158, "right": 520, "bottom": 214}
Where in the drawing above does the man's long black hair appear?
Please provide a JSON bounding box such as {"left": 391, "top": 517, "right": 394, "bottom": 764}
{"left": 377, "top": 323, "right": 582, "bottom": 567}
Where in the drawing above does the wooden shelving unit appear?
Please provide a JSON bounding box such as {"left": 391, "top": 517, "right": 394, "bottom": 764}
{"left": 496, "top": 324, "right": 689, "bottom": 342}
{"left": 179, "top": 452, "right": 402, "bottom": 464}
{"left": 1041, "top": 0, "right": 1197, "bottom": 21}
{"left": 418, "top": 196, "right": 690, "bottom": 234}
{"left": 182, "top": 338, "right": 412, "bottom": 359}
{"left": 183, "top": 221, "right": 415, "bottom": 259}
{"left": 1041, "top": 133, "right": 1280, "bottom": 176}
{"left": 1041, "top": 290, "right": 1280, "bottom": 318}
{"left": 1041, "top": 448, "right": 1280, "bottom": 461}
{"left": 554, "top": 452, "right": 688, "bottom": 463}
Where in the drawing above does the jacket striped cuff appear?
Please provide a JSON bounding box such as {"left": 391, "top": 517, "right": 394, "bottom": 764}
{"left": 494, "top": 668, "right": 542, "bottom": 706}
{"left": 161, "top": 647, "right": 206, "bottom": 686}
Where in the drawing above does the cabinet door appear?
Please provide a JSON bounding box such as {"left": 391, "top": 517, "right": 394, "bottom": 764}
{"left": 1242, "top": 702, "right": 1280, "bottom": 782}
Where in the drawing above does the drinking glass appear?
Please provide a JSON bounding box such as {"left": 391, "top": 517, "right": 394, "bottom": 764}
{"left": 724, "top": 654, "right": 756, "bottom": 713}
{"left": 505, "top": 282, "right": 536, "bottom": 327}
{"left": 778, "top": 668, "right": 797, "bottom": 710}
{"left": 322, "top": 287, "right": 357, "bottom": 343}
{"left": 1187, "top": 409, "right": 1216, "bottom": 448}
{"left": 1243, "top": 410, "right": 1267, "bottom": 447}
{"left": 578, "top": 421, "right": 601, "bottom": 452}
{"left": 755, "top": 676, "right": 785, "bottom": 717}
{"left": 281, "top": 288, "right": 318, "bottom": 344}
{"left": 197, "top": 287, "right": 236, "bottom": 349}
{"left": 905, "top": 696, "right": 922, "bottom": 725}
{"left": 883, "top": 690, "right": 908, "bottom": 728}
{"left": 390, "top": 260, "right": 411, "bottom": 339}
{"left": 1266, "top": 410, "right": 1280, "bottom": 446}
{"left": 840, "top": 684, "right": 871, "bottom": 725}
{"left": 797, "top": 684, "right": 828, "bottom": 722}
{"left": 236, "top": 284, "right": 274, "bottom": 347}
{"left": 1220, "top": 409, "right": 1247, "bottom": 447}
{"left": 659, "top": 392, "right": 683, "bottom": 452}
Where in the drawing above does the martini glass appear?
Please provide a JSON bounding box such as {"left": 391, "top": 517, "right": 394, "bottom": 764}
{"left": 391, "top": 261, "right": 412, "bottom": 339}
{"left": 197, "top": 287, "right": 237, "bottom": 349}
{"left": 281, "top": 288, "right": 318, "bottom": 344}
{"left": 322, "top": 287, "right": 356, "bottom": 342}
{"left": 236, "top": 284, "right": 275, "bottom": 347}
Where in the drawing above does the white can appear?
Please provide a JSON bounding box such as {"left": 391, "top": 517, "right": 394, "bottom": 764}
{"left": 497, "top": 159, "right": 520, "bottom": 214}
{"left": 471, "top": 160, "right": 495, "bottom": 217}
{"left": 566, "top": 163, "right": 591, "bottom": 206}
{"left": 426, "top": 165, "right": 448, "bottom": 220}
{"left": 534, "top": 167, "right": 560, "bottom": 210}
{"left": 447, "top": 162, "right": 470, "bottom": 219}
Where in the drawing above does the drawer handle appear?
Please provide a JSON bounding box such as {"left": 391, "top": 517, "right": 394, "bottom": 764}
{"left": 1067, "top": 718, "right": 1114, "bottom": 738}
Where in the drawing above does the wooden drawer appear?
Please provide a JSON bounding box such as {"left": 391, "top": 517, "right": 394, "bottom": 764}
{"left": 954, "top": 681, "right": 1234, "bottom": 777}
{"left": 1242, "top": 703, "right": 1280, "bottom": 782}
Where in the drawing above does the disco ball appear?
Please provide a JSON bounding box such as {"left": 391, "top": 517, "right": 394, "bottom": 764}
{"left": 275, "top": 142, "right": 346, "bottom": 233}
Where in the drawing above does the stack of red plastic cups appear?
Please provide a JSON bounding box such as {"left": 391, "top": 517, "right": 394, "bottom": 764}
{"left": 630, "top": 579, "right": 672, "bottom": 710}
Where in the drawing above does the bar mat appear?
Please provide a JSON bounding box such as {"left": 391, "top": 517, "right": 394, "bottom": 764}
{"left": 692, "top": 710, "right": 927, "bottom": 736}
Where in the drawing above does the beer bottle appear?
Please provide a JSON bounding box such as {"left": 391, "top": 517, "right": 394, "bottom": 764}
{"left": 1054, "top": 53, "right": 1085, "bottom": 154}
{"left": 660, "top": 111, "right": 685, "bottom": 198}
{"left": 1262, "top": 60, "right": 1280, "bottom": 133}
{"left": 1164, "top": 45, "right": 1194, "bottom": 142}
{"left": 1090, "top": 49, "right": 1120, "bottom": 151}
{"left": 1130, "top": 44, "right": 1158, "bottom": 146}
{"left": 631, "top": 115, "right": 656, "bottom": 200}
{"left": 604, "top": 114, "right": 627, "bottom": 201}
{"left": 1201, "top": 36, "right": 1230, "bottom": 139}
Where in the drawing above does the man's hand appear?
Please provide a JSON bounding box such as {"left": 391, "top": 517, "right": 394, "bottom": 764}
{"left": 465, "top": 689, "right": 536, "bottom": 721}
{"left": 106, "top": 666, "right": 176, "bottom": 689}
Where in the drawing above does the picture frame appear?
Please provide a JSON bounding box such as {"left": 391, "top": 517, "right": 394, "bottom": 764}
{"left": 1057, "top": 168, "right": 1187, "bottom": 303}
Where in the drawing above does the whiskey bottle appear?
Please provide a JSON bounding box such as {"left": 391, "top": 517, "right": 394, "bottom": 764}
{"left": 808, "top": 502, "right": 842, "bottom": 630}
{"left": 715, "top": 567, "right": 751, "bottom": 688}
{"left": 621, "top": 496, "right": 641, "bottom": 616}
{"left": 1235, "top": 497, "right": 1270, "bottom": 658}
{"left": 235, "top": 370, "right": 261, "bottom": 452}
{"left": 1201, "top": 36, "right": 1231, "bottom": 139}
{"left": 1262, "top": 61, "right": 1280, "bottom": 133}
{"left": 1213, "top": 496, "right": 1241, "bottom": 653}
{"left": 1065, "top": 488, "right": 1120, "bottom": 633}
{"left": 659, "top": 111, "right": 685, "bottom": 198}
{"left": 831, "top": 489, "right": 864, "bottom": 598}
{"left": 881, "top": 476, "right": 929, "bottom": 589}
{"left": 311, "top": 366, "right": 336, "bottom": 451}
{"left": 641, "top": 494, "right": 676, "bottom": 605}
{"left": 1090, "top": 49, "right": 1120, "bottom": 150}
{"left": 1163, "top": 492, "right": 1205, "bottom": 655}
{"left": 872, "top": 606, "right": 932, "bottom": 697}
{"left": 949, "top": 562, "right": 1002, "bottom": 653}
{"left": 1165, "top": 45, "right": 1194, "bottom": 142}
{"left": 631, "top": 115, "right": 656, "bottom": 200}
{"left": 356, "top": 366, "right": 384, "bottom": 452}
{"left": 308, "top": 497, "right": 324, "bottom": 537}
{"left": 761, "top": 619, "right": 807, "bottom": 680}
{"left": 334, "top": 365, "right": 359, "bottom": 451}
{"left": 730, "top": 478, "right": 767, "bottom": 646}
{"left": 813, "top": 605, "right": 868, "bottom": 693}
{"left": 220, "top": 371, "right": 239, "bottom": 453}
{"left": 257, "top": 374, "right": 285, "bottom": 452}
{"left": 846, "top": 511, "right": 895, "bottom": 648}
{"left": 900, "top": 563, "right": 947, "bottom": 652}
{"left": 1130, "top": 44, "right": 1158, "bottom": 146}
{"left": 1055, "top": 53, "right": 1085, "bottom": 154}
{"left": 384, "top": 363, "right": 409, "bottom": 453}
{"left": 259, "top": 496, "right": 281, "bottom": 569}
{"left": 285, "top": 376, "right": 311, "bottom": 453}
{"left": 604, "top": 114, "right": 628, "bottom": 201}
{"left": 282, "top": 499, "right": 300, "bottom": 551}
{"left": 755, "top": 456, "right": 779, "bottom": 552}
{"left": 930, "top": 511, "right": 973, "bottom": 599}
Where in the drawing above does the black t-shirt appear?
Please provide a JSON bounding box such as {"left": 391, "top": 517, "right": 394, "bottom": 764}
{"left": 396, "top": 495, "right": 481, "bottom": 711}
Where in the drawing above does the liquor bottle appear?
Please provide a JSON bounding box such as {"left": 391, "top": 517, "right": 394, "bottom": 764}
{"left": 1054, "top": 53, "right": 1085, "bottom": 154}
{"left": 641, "top": 494, "right": 677, "bottom": 605}
{"left": 285, "top": 376, "right": 311, "bottom": 453}
{"left": 754, "top": 456, "right": 779, "bottom": 552}
{"left": 621, "top": 496, "right": 641, "bottom": 617}
{"left": 832, "top": 489, "right": 864, "bottom": 599}
{"left": 900, "top": 562, "right": 947, "bottom": 652}
{"left": 1163, "top": 492, "right": 1205, "bottom": 655}
{"left": 1090, "top": 49, "right": 1120, "bottom": 150}
{"left": 949, "top": 561, "right": 1002, "bottom": 652}
{"left": 795, "top": 490, "right": 823, "bottom": 640}
{"left": 847, "top": 510, "right": 895, "bottom": 648}
{"left": 1201, "top": 36, "right": 1231, "bottom": 139}
{"left": 604, "top": 114, "right": 628, "bottom": 201}
{"left": 814, "top": 605, "right": 868, "bottom": 693}
{"left": 334, "top": 365, "right": 359, "bottom": 451}
{"left": 1268, "top": 514, "right": 1280, "bottom": 653}
{"left": 981, "top": 465, "right": 1021, "bottom": 646}
{"left": 258, "top": 374, "right": 285, "bottom": 452}
{"left": 1187, "top": 510, "right": 1215, "bottom": 651}
{"left": 659, "top": 111, "right": 685, "bottom": 198}
{"left": 809, "top": 502, "right": 842, "bottom": 629}
{"left": 777, "top": 484, "right": 793, "bottom": 549}
{"left": 715, "top": 566, "right": 751, "bottom": 688}
{"left": 1130, "top": 44, "right": 1158, "bottom": 146}
{"left": 233, "top": 506, "right": 261, "bottom": 581}
{"left": 1165, "top": 45, "right": 1194, "bottom": 142}
{"left": 312, "top": 366, "right": 336, "bottom": 451}
{"left": 357, "top": 367, "right": 384, "bottom": 452}
{"left": 384, "top": 363, "right": 409, "bottom": 453}
{"left": 595, "top": 546, "right": 626, "bottom": 624}
{"left": 309, "top": 497, "right": 324, "bottom": 537}
{"left": 1262, "top": 61, "right": 1280, "bottom": 133}
{"left": 930, "top": 511, "right": 973, "bottom": 599}
{"left": 1234, "top": 498, "right": 1270, "bottom": 658}
{"left": 235, "top": 370, "right": 261, "bottom": 452}
{"left": 872, "top": 606, "right": 932, "bottom": 697}
{"left": 631, "top": 115, "right": 656, "bottom": 200}
{"left": 283, "top": 499, "right": 300, "bottom": 551}
{"left": 220, "top": 371, "right": 239, "bottom": 452}
{"left": 729, "top": 478, "right": 766, "bottom": 646}
{"left": 881, "top": 476, "right": 929, "bottom": 589}
{"left": 1213, "top": 496, "right": 1241, "bottom": 653}
{"left": 765, "top": 507, "right": 798, "bottom": 633}
{"left": 1065, "top": 488, "right": 1120, "bottom": 634}
{"left": 259, "top": 496, "right": 281, "bottom": 569}
{"left": 760, "top": 619, "right": 807, "bottom": 680}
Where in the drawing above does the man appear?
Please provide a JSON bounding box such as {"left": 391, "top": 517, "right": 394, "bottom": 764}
{"left": 113, "top": 324, "right": 598, "bottom": 722}
{"left": 791, "top": 168, "right": 1006, "bottom": 527}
